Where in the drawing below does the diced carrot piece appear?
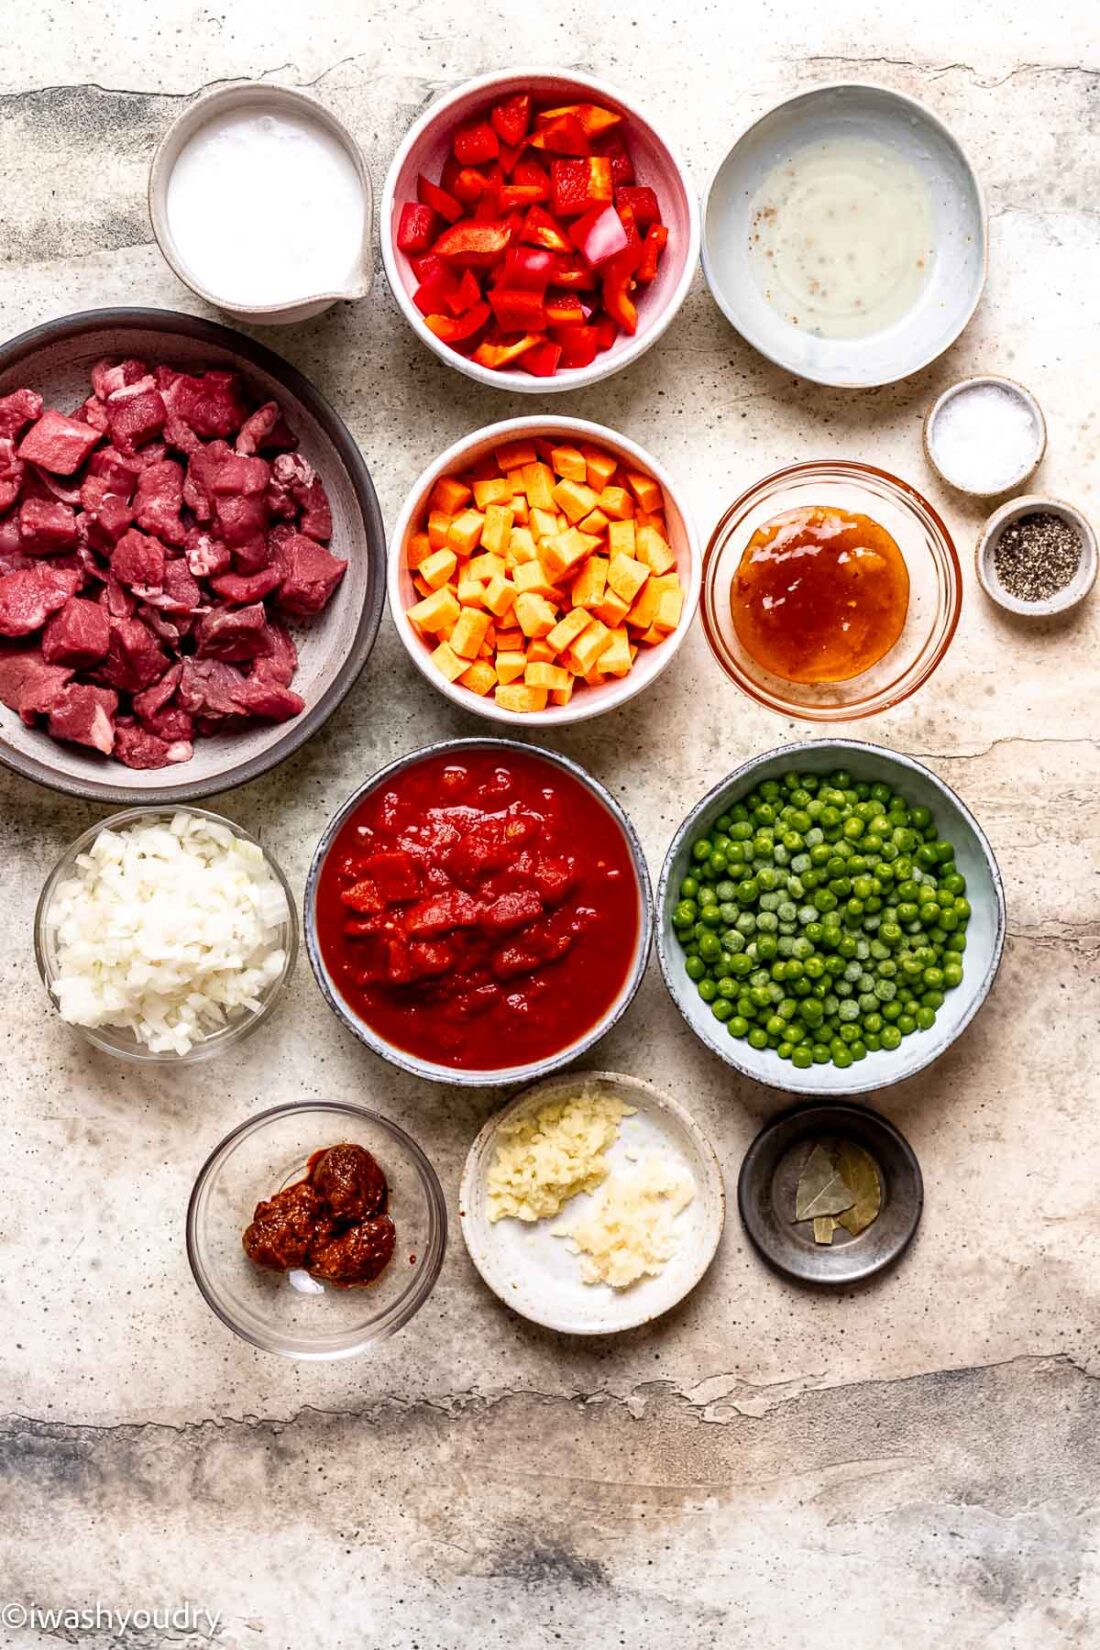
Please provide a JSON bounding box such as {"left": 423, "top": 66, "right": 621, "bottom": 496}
{"left": 570, "top": 554, "right": 608, "bottom": 609}
{"left": 451, "top": 607, "right": 492, "bottom": 658}
{"left": 598, "top": 485, "right": 634, "bottom": 520}
{"left": 626, "top": 470, "right": 663, "bottom": 513}
{"left": 419, "top": 547, "right": 458, "bottom": 590}
{"left": 550, "top": 445, "right": 588, "bottom": 482}
{"left": 495, "top": 649, "right": 527, "bottom": 685}
{"left": 569, "top": 619, "right": 613, "bottom": 674}
{"left": 431, "top": 475, "right": 472, "bottom": 514}
{"left": 593, "top": 589, "right": 631, "bottom": 627}
{"left": 578, "top": 508, "right": 609, "bottom": 536}
{"left": 484, "top": 573, "right": 518, "bottom": 617}
{"left": 546, "top": 606, "right": 592, "bottom": 655}
{"left": 541, "top": 527, "right": 600, "bottom": 580}
{"left": 529, "top": 507, "right": 559, "bottom": 541}
{"left": 495, "top": 683, "right": 549, "bottom": 713}
{"left": 526, "top": 660, "right": 571, "bottom": 691}
{"left": 407, "top": 531, "right": 434, "bottom": 570}
{"left": 507, "top": 527, "right": 538, "bottom": 564}
{"left": 428, "top": 509, "right": 452, "bottom": 549}
{"left": 654, "top": 584, "right": 684, "bottom": 633}
{"left": 447, "top": 509, "right": 486, "bottom": 556}
{"left": 581, "top": 445, "right": 618, "bottom": 489}
{"left": 521, "top": 461, "right": 556, "bottom": 511}
{"left": 495, "top": 440, "right": 539, "bottom": 470}
{"left": 550, "top": 680, "right": 574, "bottom": 706}
{"left": 607, "top": 552, "right": 650, "bottom": 605}
{"left": 408, "top": 587, "right": 461, "bottom": 634}
{"left": 467, "top": 552, "right": 507, "bottom": 582}
{"left": 513, "top": 559, "right": 557, "bottom": 598}
{"left": 472, "top": 476, "right": 515, "bottom": 509}
{"left": 526, "top": 638, "right": 556, "bottom": 664}
{"left": 597, "top": 627, "right": 632, "bottom": 677}
{"left": 607, "top": 519, "right": 636, "bottom": 559}
{"left": 480, "top": 504, "right": 514, "bottom": 555}
{"left": 552, "top": 478, "right": 599, "bottom": 523}
{"left": 636, "top": 523, "right": 676, "bottom": 575}
{"left": 514, "top": 592, "right": 557, "bottom": 638}
{"left": 458, "top": 659, "right": 497, "bottom": 695}
{"left": 495, "top": 629, "right": 523, "bottom": 652}
{"left": 431, "top": 640, "right": 467, "bottom": 682}
{"left": 457, "top": 576, "right": 488, "bottom": 608}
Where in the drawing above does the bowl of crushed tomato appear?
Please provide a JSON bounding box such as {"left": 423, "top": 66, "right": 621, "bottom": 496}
{"left": 305, "top": 739, "right": 653, "bottom": 1083}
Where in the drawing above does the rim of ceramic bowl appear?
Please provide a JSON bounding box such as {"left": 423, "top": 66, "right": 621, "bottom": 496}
{"left": 0, "top": 306, "right": 387, "bottom": 803}
{"left": 656, "top": 737, "right": 1007, "bottom": 1097}
{"left": 387, "top": 414, "right": 702, "bottom": 726}
{"left": 148, "top": 82, "right": 374, "bottom": 318}
{"left": 700, "top": 81, "right": 989, "bottom": 389}
{"left": 975, "top": 493, "right": 1098, "bottom": 618}
{"left": 923, "top": 374, "right": 1047, "bottom": 499}
{"left": 304, "top": 737, "right": 654, "bottom": 1085}
{"left": 186, "top": 1099, "right": 448, "bottom": 1358}
{"left": 380, "top": 66, "right": 701, "bottom": 393}
{"left": 700, "top": 459, "right": 962, "bottom": 720}
{"left": 34, "top": 804, "right": 299, "bottom": 1064}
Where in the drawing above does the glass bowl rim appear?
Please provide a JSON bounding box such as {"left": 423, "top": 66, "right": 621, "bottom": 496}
{"left": 34, "top": 803, "right": 300, "bottom": 1064}
{"left": 700, "top": 458, "right": 963, "bottom": 721}
{"left": 186, "top": 1098, "right": 449, "bottom": 1359}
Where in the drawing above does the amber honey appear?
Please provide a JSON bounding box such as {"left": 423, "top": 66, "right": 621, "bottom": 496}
{"left": 730, "top": 506, "right": 910, "bottom": 684}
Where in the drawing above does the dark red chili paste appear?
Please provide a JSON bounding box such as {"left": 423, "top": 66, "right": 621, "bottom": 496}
{"left": 243, "top": 1142, "right": 395, "bottom": 1287}
{"left": 315, "top": 749, "right": 641, "bottom": 1070}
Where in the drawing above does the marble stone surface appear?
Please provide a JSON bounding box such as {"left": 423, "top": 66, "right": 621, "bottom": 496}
{"left": 1, "top": 2, "right": 1097, "bottom": 1646}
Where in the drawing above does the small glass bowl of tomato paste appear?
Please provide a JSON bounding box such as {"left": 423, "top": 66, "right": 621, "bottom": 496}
{"left": 187, "top": 1101, "right": 447, "bottom": 1358}
{"left": 304, "top": 739, "right": 654, "bottom": 1084}
{"left": 702, "top": 461, "right": 962, "bottom": 721}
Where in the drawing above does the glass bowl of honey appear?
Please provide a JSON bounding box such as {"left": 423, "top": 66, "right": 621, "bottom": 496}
{"left": 701, "top": 461, "right": 962, "bottom": 720}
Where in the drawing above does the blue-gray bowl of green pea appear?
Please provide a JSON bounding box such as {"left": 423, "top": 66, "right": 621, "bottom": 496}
{"left": 657, "top": 740, "right": 1005, "bottom": 1095}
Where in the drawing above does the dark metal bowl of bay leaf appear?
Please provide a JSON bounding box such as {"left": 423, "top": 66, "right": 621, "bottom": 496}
{"left": 737, "top": 1102, "right": 922, "bottom": 1284}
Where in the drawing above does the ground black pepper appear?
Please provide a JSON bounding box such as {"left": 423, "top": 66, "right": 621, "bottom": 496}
{"left": 993, "top": 511, "right": 1081, "bottom": 603}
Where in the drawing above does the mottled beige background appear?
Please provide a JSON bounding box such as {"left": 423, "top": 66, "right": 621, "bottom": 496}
{"left": 0, "top": 1, "right": 1097, "bottom": 1645}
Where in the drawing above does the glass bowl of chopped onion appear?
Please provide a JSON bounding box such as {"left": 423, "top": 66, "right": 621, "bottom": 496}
{"left": 34, "top": 805, "right": 298, "bottom": 1063}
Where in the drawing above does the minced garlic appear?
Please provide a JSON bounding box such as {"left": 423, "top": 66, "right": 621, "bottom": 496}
{"left": 552, "top": 1152, "right": 695, "bottom": 1289}
{"left": 486, "top": 1092, "right": 633, "bottom": 1223}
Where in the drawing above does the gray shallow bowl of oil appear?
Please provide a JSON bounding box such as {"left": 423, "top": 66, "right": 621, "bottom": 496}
{"left": 737, "top": 1101, "right": 922, "bottom": 1285}
{"left": 702, "top": 83, "right": 987, "bottom": 387}
{"left": 0, "top": 307, "right": 386, "bottom": 804}
{"left": 976, "top": 495, "right": 1098, "bottom": 619}
{"left": 657, "top": 739, "right": 1006, "bottom": 1097}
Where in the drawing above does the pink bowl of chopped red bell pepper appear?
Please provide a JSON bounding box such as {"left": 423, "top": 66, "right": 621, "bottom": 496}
{"left": 381, "top": 69, "right": 700, "bottom": 391}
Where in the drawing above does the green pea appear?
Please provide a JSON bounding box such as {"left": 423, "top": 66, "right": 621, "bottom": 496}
{"left": 685, "top": 955, "right": 706, "bottom": 982}
{"left": 698, "top": 978, "right": 717, "bottom": 1002}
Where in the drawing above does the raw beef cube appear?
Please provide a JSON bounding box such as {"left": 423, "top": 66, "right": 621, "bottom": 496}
{"left": 161, "top": 557, "right": 202, "bottom": 612}
{"left": 138, "top": 603, "right": 182, "bottom": 649}
{"left": 182, "top": 440, "right": 232, "bottom": 520}
{"left": 47, "top": 683, "right": 118, "bottom": 755}
{"left": 41, "top": 597, "right": 110, "bottom": 667}
{"left": 212, "top": 455, "right": 270, "bottom": 496}
{"left": 0, "top": 389, "right": 43, "bottom": 440}
{"left": 0, "top": 647, "right": 73, "bottom": 721}
{"left": 249, "top": 618, "right": 297, "bottom": 685}
{"left": 184, "top": 528, "right": 231, "bottom": 579}
{"left": 80, "top": 475, "right": 133, "bottom": 547}
{"left": 268, "top": 452, "right": 331, "bottom": 538}
{"left": 213, "top": 489, "right": 267, "bottom": 547}
{"left": 110, "top": 528, "right": 165, "bottom": 592}
{"left": 178, "top": 657, "right": 248, "bottom": 720}
{"left": 164, "top": 413, "right": 203, "bottom": 455}
{"left": 209, "top": 567, "right": 281, "bottom": 605}
{"left": 229, "top": 676, "right": 304, "bottom": 721}
{"left": 133, "top": 459, "right": 187, "bottom": 546}
{"left": 479, "top": 888, "right": 545, "bottom": 932}
{"left": 18, "top": 497, "right": 78, "bottom": 553}
{"left": 17, "top": 409, "right": 102, "bottom": 475}
{"left": 0, "top": 516, "right": 27, "bottom": 564}
{"left": 76, "top": 396, "right": 110, "bottom": 434}
{"left": 90, "top": 358, "right": 148, "bottom": 400}
{"left": 113, "top": 717, "right": 192, "bottom": 769}
{"left": 273, "top": 531, "right": 346, "bottom": 616}
{"left": 230, "top": 534, "right": 273, "bottom": 575}
{"left": 86, "top": 446, "right": 141, "bottom": 499}
{"left": 235, "top": 401, "right": 279, "bottom": 455}
{"left": 131, "top": 660, "right": 182, "bottom": 721}
{"left": 405, "top": 889, "right": 482, "bottom": 935}
{"left": 0, "top": 438, "right": 25, "bottom": 513}
{"left": 99, "top": 576, "right": 135, "bottom": 618}
{"left": 137, "top": 693, "right": 193, "bottom": 742}
{"left": 0, "top": 565, "right": 81, "bottom": 635}
{"left": 194, "top": 601, "right": 274, "bottom": 662}
{"left": 163, "top": 371, "right": 249, "bottom": 438}
{"left": 297, "top": 477, "right": 332, "bottom": 542}
{"left": 100, "top": 614, "right": 169, "bottom": 691}
{"left": 105, "top": 380, "right": 167, "bottom": 452}
{"left": 153, "top": 365, "right": 181, "bottom": 394}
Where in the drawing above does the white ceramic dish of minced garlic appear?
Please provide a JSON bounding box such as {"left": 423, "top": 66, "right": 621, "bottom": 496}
{"left": 459, "top": 1070, "right": 724, "bottom": 1334}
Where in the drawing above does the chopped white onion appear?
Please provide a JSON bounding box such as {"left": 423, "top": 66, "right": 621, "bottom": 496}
{"left": 46, "top": 812, "right": 290, "bottom": 1055}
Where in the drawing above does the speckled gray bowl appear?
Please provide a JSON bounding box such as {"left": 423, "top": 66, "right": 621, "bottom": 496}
{"left": 304, "top": 738, "right": 654, "bottom": 1086}
{"left": 657, "top": 739, "right": 1006, "bottom": 1097}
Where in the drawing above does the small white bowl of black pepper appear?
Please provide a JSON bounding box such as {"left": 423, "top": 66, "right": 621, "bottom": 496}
{"left": 976, "top": 496, "right": 1097, "bottom": 618}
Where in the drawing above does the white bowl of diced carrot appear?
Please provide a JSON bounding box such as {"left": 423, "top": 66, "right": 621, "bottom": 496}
{"left": 388, "top": 417, "right": 701, "bottom": 724}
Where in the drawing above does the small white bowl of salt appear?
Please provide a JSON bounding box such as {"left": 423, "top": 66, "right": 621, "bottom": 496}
{"left": 923, "top": 375, "right": 1046, "bottom": 499}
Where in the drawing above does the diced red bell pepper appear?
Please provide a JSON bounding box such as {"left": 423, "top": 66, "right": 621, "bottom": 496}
{"left": 636, "top": 222, "right": 669, "bottom": 283}
{"left": 615, "top": 185, "right": 662, "bottom": 229}
{"left": 454, "top": 119, "right": 499, "bottom": 165}
{"left": 551, "top": 324, "right": 600, "bottom": 370}
{"left": 413, "top": 268, "right": 455, "bottom": 316}
{"left": 529, "top": 112, "right": 591, "bottom": 156}
{"left": 550, "top": 158, "right": 612, "bottom": 218}
{"left": 514, "top": 158, "right": 551, "bottom": 192}
{"left": 498, "top": 141, "right": 524, "bottom": 175}
{"left": 497, "top": 245, "right": 560, "bottom": 290}
{"left": 569, "top": 204, "right": 630, "bottom": 267}
{"left": 417, "top": 174, "right": 463, "bottom": 224}
{"left": 397, "top": 203, "right": 438, "bottom": 254}
{"left": 472, "top": 333, "right": 546, "bottom": 369}
{"left": 520, "top": 205, "right": 572, "bottom": 254}
{"left": 490, "top": 93, "right": 531, "bottom": 148}
{"left": 537, "top": 102, "right": 623, "bottom": 140}
{"left": 424, "top": 303, "right": 491, "bottom": 343}
{"left": 521, "top": 340, "right": 563, "bottom": 377}
{"left": 594, "top": 133, "right": 635, "bottom": 186}
{"left": 433, "top": 221, "right": 512, "bottom": 268}
{"left": 600, "top": 249, "right": 639, "bottom": 335}
{"left": 411, "top": 252, "right": 446, "bottom": 284}
{"left": 592, "top": 314, "right": 619, "bottom": 351}
{"left": 489, "top": 287, "right": 547, "bottom": 333}
{"left": 497, "top": 182, "right": 549, "bottom": 211}
{"left": 449, "top": 269, "right": 484, "bottom": 312}
{"left": 544, "top": 292, "right": 586, "bottom": 327}
{"left": 451, "top": 166, "right": 489, "bottom": 203}
{"left": 551, "top": 260, "right": 597, "bottom": 290}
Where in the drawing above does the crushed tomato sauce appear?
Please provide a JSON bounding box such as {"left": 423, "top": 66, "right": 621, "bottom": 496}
{"left": 315, "top": 749, "right": 640, "bottom": 1070}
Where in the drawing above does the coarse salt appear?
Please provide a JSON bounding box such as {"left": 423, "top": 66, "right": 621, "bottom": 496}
{"left": 929, "top": 382, "right": 1042, "bottom": 495}
{"left": 46, "top": 812, "right": 290, "bottom": 1055}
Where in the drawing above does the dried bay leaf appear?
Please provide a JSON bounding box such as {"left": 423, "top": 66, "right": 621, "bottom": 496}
{"left": 794, "top": 1143, "right": 856, "bottom": 1221}
{"left": 834, "top": 1141, "right": 882, "bottom": 1236}
{"left": 813, "top": 1216, "right": 838, "bottom": 1244}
